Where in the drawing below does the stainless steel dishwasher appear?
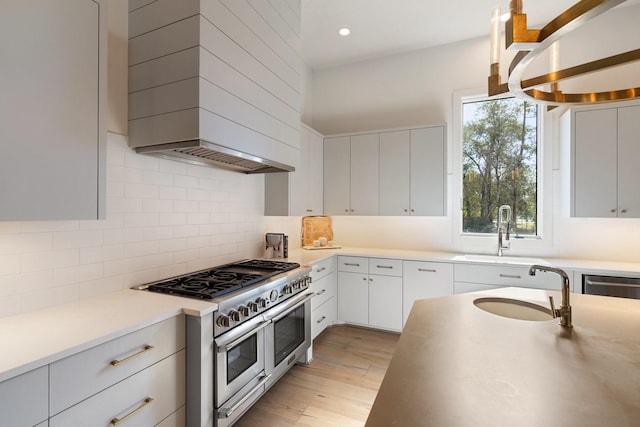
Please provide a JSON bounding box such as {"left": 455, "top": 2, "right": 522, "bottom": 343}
{"left": 583, "top": 274, "right": 640, "bottom": 300}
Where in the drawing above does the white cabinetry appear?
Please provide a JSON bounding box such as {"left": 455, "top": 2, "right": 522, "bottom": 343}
{"left": 337, "top": 257, "right": 370, "bottom": 324}
{"left": 128, "top": 0, "right": 301, "bottom": 170}
{"left": 569, "top": 104, "right": 640, "bottom": 218}
{"left": 337, "top": 256, "right": 402, "bottom": 332}
{"left": 310, "top": 257, "right": 337, "bottom": 339}
{"left": 379, "top": 126, "right": 446, "bottom": 216}
{"left": 368, "top": 259, "right": 403, "bottom": 331}
{"left": 0, "top": 0, "right": 107, "bottom": 220}
{"left": 402, "top": 261, "right": 453, "bottom": 325}
{"left": 324, "top": 134, "right": 379, "bottom": 215}
{"left": 454, "top": 264, "right": 573, "bottom": 294}
{"left": 265, "top": 124, "right": 324, "bottom": 216}
{"left": 0, "top": 366, "right": 48, "bottom": 427}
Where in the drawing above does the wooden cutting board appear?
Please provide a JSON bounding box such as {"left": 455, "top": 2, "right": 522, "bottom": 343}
{"left": 301, "top": 216, "right": 334, "bottom": 246}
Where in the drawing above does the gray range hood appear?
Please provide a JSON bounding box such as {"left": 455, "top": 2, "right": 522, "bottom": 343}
{"left": 135, "top": 139, "right": 295, "bottom": 174}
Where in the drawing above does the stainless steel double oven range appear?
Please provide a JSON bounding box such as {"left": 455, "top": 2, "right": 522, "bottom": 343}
{"left": 142, "top": 259, "right": 314, "bottom": 427}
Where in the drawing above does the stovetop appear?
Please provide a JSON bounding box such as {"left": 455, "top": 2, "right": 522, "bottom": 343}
{"left": 145, "top": 259, "right": 301, "bottom": 300}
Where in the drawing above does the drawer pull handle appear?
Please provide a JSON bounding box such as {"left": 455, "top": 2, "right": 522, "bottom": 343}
{"left": 344, "top": 263, "right": 360, "bottom": 266}
{"left": 316, "top": 289, "right": 326, "bottom": 296}
{"left": 316, "top": 267, "right": 326, "bottom": 273}
{"left": 376, "top": 265, "right": 393, "bottom": 269}
{"left": 111, "top": 397, "right": 154, "bottom": 425}
{"left": 317, "top": 316, "right": 327, "bottom": 324}
{"left": 499, "top": 274, "right": 521, "bottom": 279}
{"left": 418, "top": 268, "right": 437, "bottom": 273}
{"left": 110, "top": 345, "right": 154, "bottom": 367}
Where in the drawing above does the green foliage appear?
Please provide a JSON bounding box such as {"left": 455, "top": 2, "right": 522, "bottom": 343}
{"left": 462, "top": 98, "right": 537, "bottom": 235}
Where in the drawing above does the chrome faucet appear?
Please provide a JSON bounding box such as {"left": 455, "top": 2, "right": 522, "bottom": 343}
{"left": 497, "top": 205, "right": 511, "bottom": 256}
{"left": 528, "top": 265, "right": 572, "bottom": 328}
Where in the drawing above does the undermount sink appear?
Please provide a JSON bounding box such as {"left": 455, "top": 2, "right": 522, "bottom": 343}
{"left": 473, "top": 297, "right": 553, "bottom": 321}
{"left": 454, "top": 254, "right": 551, "bottom": 266}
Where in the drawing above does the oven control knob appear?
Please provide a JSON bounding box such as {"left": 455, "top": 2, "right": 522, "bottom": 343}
{"left": 238, "top": 305, "right": 250, "bottom": 317}
{"left": 228, "top": 310, "right": 241, "bottom": 322}
{"left": 257, "top": 297, "right": 268, "bottom": 308}
{"left": 269, "top": 290, "right": 279, "bottom": 302}
{"left": 282, "top": 284, "right": 293, "bottom": 294}
{"left": 248, "top": 301, "right": 259, "bottom": 312}
{"left": 292, "top": 280, "right": 299, "bottom": 290}
{"left": 216, "top": 315, "right": 230, "bottom": 327}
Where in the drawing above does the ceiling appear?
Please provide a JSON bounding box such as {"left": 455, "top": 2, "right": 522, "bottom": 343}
{"left": 300, "top": 0, "right": 637, "bottom": 69}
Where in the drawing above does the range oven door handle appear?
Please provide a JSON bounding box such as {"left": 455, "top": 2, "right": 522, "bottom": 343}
{"left": 218, "top": 373, "right": 272, "bottom": 419}
{"left": 215, "top": 319, "right": 271, "bottom": 353}
{"left": 265, "top": 291, "right": 315, "bottom": 323}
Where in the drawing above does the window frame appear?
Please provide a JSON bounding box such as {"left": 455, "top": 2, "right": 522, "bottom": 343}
{"left": 451, "top": 88, "right": 553, "bottom": 254}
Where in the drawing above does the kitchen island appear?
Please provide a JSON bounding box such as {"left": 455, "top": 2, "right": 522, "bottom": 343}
{"left": 365, "top": 287, "right": 640, "bottom": 426}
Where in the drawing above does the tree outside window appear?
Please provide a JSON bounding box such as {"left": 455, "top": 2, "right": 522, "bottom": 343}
{"left": 462, "top": 97, "right": 538, "bottom": 235}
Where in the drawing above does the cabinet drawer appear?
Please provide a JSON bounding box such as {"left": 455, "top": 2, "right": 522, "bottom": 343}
{"left": 310, "top": 256, "right": 336, "bottom": 281}
{"left": 455, "top": 264, "right": 563, "bottom": 289}
{"left": 50, "top": 349, "right": 185, "bottom": 427}
{"left": 311, "top": 297, "right": 335, "bottom": 340}
{"left": 50, "top": 315, "right": 185, "bottom": 415}
{"left": 156, "top": 405, "right": 185, "bottom": 427}
{"left": 369, "top": 258, "right": 403, "bottom": 276}
{"left": 0, "top": 366, "right": 48, "bottom": 427}
{"left": 311, "top": 272, "right": 337, "bottom": 309}
{"left": 337, "top": 256, "right": 368, "bottom": 273}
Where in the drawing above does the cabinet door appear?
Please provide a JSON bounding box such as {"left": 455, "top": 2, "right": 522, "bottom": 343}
{"left": 369, "top": 275, "right": 402, "bottom": 331}
{"left": 617, "top": 105, "right": 640, "bottom": 218}
{"left": 324, "top": 137, "right": 351, "bottom": 215}
{"left": 337, "top": 272, "right": 369, "bottom": 324}
{"left": 403, "top": 261, "right": 453, "bottom": 325}
{"left": 350, "top": 133, "right": 379, "bottom": 215}
{"left": 0, "top": 366, "right": 48, "bottom": 427}
{"left": 379, "top": 131, "right": 411, "bottom": 215}
{"left": 0, "top": 0, "right": 106, "bottom": 220}
{"left": 573, "top": 108, "right": 618, "bottom": 217}
{"left": 307, "top": 129, "right": 325, "bottom": 215}
{"left": 289, "top": 126, "right": 310, "bottom": 215}
{"left": 411, "top": 126, "right": 446, "bottom": 216}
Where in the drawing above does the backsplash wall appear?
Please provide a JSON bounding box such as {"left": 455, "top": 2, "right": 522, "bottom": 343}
{"left": 0, "top": 132, "right": 265, "bottom": 319}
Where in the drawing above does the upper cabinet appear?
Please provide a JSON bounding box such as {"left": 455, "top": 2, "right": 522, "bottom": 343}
{"left": 0, "top": 0, "right": 107, "bottom": 220}
{"left": 379, "top": 126, "right": 446, "bottom": 216}
{"left": 324, "top": 125, "right": 446, "bottom": 217}
{"left": 324, "top": 133, "right": 380, "bottom": 216}
{"left": 265, "top": 124, "right": 323, "bottom": 216}
{"left": 128, "top": 0, "right": 302, "bottom": 172}
{"left": 565, "top": 104, "right": 640, "bottom": 218}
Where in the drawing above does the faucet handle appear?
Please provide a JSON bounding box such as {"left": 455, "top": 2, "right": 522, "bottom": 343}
{"left": 548, "top": 296, "right": 558, "bottom": 318}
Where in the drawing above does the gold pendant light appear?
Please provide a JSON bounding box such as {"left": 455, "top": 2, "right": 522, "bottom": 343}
{"left": 488, "top": 0, "right": 640, "bottom": 106}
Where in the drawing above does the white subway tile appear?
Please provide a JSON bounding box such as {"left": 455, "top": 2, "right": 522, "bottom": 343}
{"left": 20, "top": 284, "right": 79, "bottom": 313}
{"left": 53, "top": 229, "right": 104, "bottom": 249}
{"left": 188, "top": 236, "right": 210, "bottom": 249}
{"left": 187, "top": 163, "right": 212, "bottom": 179}
{"left": 54, "top": 263, "right": 103, "bottom": 286}
{"left": 2, "top": 270, "right": 53, "bottom": 294}
{"left": 0, "top": 295, "right": 20, "bottom": 318}
{"left": 143, "top": 170, "right": 174, "bottom": 186}
{"left": 107, "top": 197, "right": 144, "bottom": 213}
{"left": 174, "top": 200, "right": 199, "bottom": 213}
{"left": 80, "top": 244, "right": 124, "bottom": 264}
{"left": 158, "top": 158, "right": 187, "bottom": 175}
{"left": 142, "top": 226, "right": 174, "bottom": 241}
{"left": 173, "top": 225, "right": 199, "bottom": 238}
{"left": 187, "top": 213, "right": 210, "bottom": 225}
{"left": 159, "top": 213, "right": 187, "bottom": 226}
{"left": 0, "top": 254, "right": 20, "bottom": 277}
{"left": 125, "top": 182, "right": 159, "bottom": 199}
{"left": 159, "top": 238, "right": 187, "bottom": 253}
{"left": 104, "top": 257, "right": 143, "bottom": 277}
{"left": 142, "top": 252, "right": 174, "bottom": 270}
{"left": 158, "top": 186, "right": 187, "bottom": 200}
{"left": 173, "top": 248, "right": 201, "bottom": 264}
{"left": 125, "top": 151, "right": 158, "bottom": 171}
{"left": 78, "top": 276, "right": 125, "bottom": 299}
{"left": 103, "top": 227, "right": 144, "bottom": 245}
{"left": 187, "top": 188, "right": 210, "bottom": 201}
{"left": 124, "top": 241, "right": 160, "bottom": 258}
{"left": 21, "top": 249, "right": 79, "bottom": 272}
{"left": 174, "top": 174, "right": 199, "bottom": 188}
{"left": 142, "top": 199, "right": 174, "bottom": 213}
{"left": 124, "top": 212, "right": 160, "bottom": 227}
{"left": 0, "top": 233, "right": 52, "bottom": 255}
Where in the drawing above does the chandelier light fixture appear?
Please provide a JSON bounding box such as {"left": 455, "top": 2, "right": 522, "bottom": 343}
{"left": 488, "top": 0, "right": 640, "bottom": 106}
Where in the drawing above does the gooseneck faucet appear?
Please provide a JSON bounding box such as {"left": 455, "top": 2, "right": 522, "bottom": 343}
{"left": 497, "top": 205, "right": 512, "bottom": 256}
{"left": 529, "top": 265, "right": 572, "bottom": 328}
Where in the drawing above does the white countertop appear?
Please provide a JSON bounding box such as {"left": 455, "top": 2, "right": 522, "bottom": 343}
{"left": 0, "top": 289, "right": 215, "bottom": 383}
{"left": 2, "top": 247, "right": 639, "bottom": 384}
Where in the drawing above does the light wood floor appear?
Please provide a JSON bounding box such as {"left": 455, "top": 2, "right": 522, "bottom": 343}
{"left": 234, "top": 325, "right": 400, "bottom": 427}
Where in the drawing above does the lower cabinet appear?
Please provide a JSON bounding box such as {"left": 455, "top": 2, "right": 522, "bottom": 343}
{"left": 311, "top": 257, "right": 338, "bottom": 339}
{"left": 0, "top": 365, "right": 48, "bottom": 427}
{"left": 368, "top": 274, "right": 402, "bottom": 331}
{"left": 403, "top": 261, "right": 454, "bottom": 326}
{"left": 337, "top": 270, "right": 369, "bottom": 325}
{"left": 454, "top": 264, "right": 574, "bottom": 293}
{"left": 50, "top": 350, "right": 186, "bottom": 427}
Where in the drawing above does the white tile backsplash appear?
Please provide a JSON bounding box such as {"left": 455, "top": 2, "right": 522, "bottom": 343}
{"left": 0, "top": 132, "right": 265, "bottom": 318}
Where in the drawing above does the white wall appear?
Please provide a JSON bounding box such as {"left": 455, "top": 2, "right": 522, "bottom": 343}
{"left": 301, "top": 4, "right": 640, "bottom": 263}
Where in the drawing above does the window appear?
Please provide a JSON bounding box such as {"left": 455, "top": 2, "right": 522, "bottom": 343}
{"left": 461, "top": 96, "right": 539, "bottom": 236}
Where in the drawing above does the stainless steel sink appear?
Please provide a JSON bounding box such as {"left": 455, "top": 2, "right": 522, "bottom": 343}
{"left": 473, "top": 297, "right": 553, "bottom": 321}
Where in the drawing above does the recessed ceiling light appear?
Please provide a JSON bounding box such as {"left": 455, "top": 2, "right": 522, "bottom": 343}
{"left": 338, "top": 28, "right": 351, "bottom": 36}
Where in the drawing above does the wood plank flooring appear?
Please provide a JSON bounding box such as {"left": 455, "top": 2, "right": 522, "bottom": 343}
{"left": 234, "top": 325, "right": 400, "bottom": 427}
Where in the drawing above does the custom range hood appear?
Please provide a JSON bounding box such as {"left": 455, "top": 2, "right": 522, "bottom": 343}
{"left": 127, "top": 1, "right": 302, "bottom": 175}
{"left": 135, "top": 139, "right": 295, "bottom": 174}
